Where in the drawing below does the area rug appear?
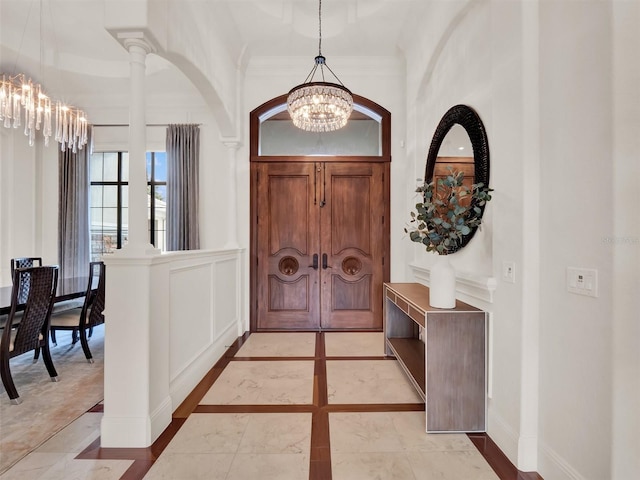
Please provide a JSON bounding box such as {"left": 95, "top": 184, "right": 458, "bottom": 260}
{"left": 0, "top": 326, "right": 104, "bottom": 474}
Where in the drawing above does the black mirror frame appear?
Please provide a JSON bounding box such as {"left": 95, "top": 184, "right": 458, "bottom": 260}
{"left": 423, "top": 104, "right": 490, "bottom": 253}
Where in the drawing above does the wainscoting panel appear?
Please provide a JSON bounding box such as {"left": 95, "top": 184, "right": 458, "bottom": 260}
{"left": 169, "top": 263, "right": 214, "bottom": 381}
{"left": 213, "top": 256, "right": 239, "bottom": 336}
{"left": 167, "top": 249, "right": 243, "bottom": 413}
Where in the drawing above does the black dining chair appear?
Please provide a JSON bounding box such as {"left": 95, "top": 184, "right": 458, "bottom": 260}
{"left": 10, "top": 257, "right": 43, "bottom": 304}
{"left": 49, "top": 261, "right": 105, "bottom": 363}
{"left": 0, "top": 265, "right": 59, "bottom": 405}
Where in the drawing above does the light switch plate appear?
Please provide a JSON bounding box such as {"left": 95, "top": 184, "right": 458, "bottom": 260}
{"left": 502, "top": 261, "right": 516, "bottom": 283}
{"left": 567, "top": 267, "right": 598, "bottom": 297}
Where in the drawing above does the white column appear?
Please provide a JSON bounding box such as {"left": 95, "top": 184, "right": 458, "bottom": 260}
{"left": 121, "top": 37, "right": 159, "bottom": 256}
{"left": 101, "top": 256, "right": 171, "bottom": 448}
{"left": 223, "top": 140, "right": 240, "bottom": 248}
{"left": 101, "top": 34, "right": 170, "bottom": 448}
{"left": 517, "top": 1, "right": 540, "bottom": 470}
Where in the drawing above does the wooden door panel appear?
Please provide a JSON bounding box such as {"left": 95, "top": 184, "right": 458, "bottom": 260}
{"left": 268, "top": 275, "right": 310, "bottom": 310}
{"left": 268, "top": 175, "right": 312, "bottom": 255}
{"left": 434, "top": 157, "right": 475, "bottom": 208}
{"left": 332, "top": 275, "right": 372, "bottom": 310}
{"left": 330, "top": 175, "right": 372, "bottom": 255}
{"left": 256, "top": 163, "right": 320, "bottom": 330}
{"left": 320, "top": 163, "right": 385, "bottom": 330}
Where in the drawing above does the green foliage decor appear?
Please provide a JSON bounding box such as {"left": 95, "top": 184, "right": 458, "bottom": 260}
{"left": 405, "top": 170, "right": 493, "bottom": 254}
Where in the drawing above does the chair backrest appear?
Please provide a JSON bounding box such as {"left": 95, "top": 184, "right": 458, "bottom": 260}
{"left": 84, "top": 261, "right": 105, "bottom": 328}
{"left": 2, "top": 266, "right": 58, "bottom": 357}
{"left": 10, "top": 257, "right": 43, "bottom": 304}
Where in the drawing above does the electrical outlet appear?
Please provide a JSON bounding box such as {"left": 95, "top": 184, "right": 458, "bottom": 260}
{"left": 567, "top": 267, "right": 598, "bottom": 298}
{"left": 502, "top": 261, "right": 516, "bottom": 283}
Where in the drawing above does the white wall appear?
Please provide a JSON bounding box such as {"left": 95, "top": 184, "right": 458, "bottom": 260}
{"left": 611, "top": 2, "right": 640, "bottom": 478}
{"left": 404, "top": 1, "right": 638, "bottom": 479}
{"left": 537, "top": 2, "right": 614, "bottom": 478}
{"left": 406, "top": 0, "right": 495, "bottom": 279}
{"left": 404, "top": 0, "right": 526, "bottom": 465}
{"left": 0, "top": 133, "right": 51, "bottom": 286}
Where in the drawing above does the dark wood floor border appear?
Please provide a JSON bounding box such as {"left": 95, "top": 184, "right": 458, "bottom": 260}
{"left": 79, "top": 418, "right": 189, "bottom": 480}
{"left": 88, "top": 402, "right": 104, "bottom": 413}
{"left": 310, "top": 410, "right": 332, "bottom": 479}
{"left": 324, "top": 403, "right": 425, "bottom": 413}
{"left": 76, "top": 437, "right": 152, "bottom": 461}
{"left": 468, "top": 433, "right": 544, "bottom": 480}
{"left": 325, "top": 355, "right": 395, "bottom": 361}
{"left": 194, "top": 404, "right": 316, "bottom": 413}
{"left": 119, "top": 460, "right": 156, "bottom": 480}
{"left": 232, "top": 356, "right": 317, "bottom": 361}
{"left": 309, "top": 332, "right": 332, "bottom": 480}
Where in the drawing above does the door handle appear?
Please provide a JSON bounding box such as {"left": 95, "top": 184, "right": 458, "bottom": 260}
{"left": 310, "top": 254, "right": 318, "bottom": 270}
{"left": 322, "top": 253, "right": 330, "bottom": 269}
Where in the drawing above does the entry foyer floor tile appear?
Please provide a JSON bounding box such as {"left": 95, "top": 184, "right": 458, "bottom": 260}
{"left": 200, "top": 360, "right": 315, "bottom": 405}
{"left": 144, "top": 412, "right": 312, "bottom": 480}
{"left": 324, "top": 332, "right": 385, "bottom": 357}
{"left": 330, "top": 412, "right": 498, "bottom": 480}
{"left": 326, "top": 359, "right": 422, "bottom": 404}
{"left": 234, "top": 332, "right": 316, "bottom": 357}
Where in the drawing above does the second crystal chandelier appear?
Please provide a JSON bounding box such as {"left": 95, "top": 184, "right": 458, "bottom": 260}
{"left": 0, "top": 73, "right": 89, "bottom": 152}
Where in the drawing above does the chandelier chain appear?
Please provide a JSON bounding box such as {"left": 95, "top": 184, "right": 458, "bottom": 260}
{"left": 12, "top": 0, "right": 36, "bottom": 75}
{"left": 318, "top": 0, "right": 322, "bottom": 56}
{"left": 39, "top": 0, "right": 44, "bottom": 80}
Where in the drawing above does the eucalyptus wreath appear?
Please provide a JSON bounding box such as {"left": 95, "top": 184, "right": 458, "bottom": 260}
{"left": 405, "top": 170, "right": 493, "bottom": 254}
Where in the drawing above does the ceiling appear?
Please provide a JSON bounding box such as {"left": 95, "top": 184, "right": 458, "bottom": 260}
{"left": 220, "top": 0, "right": 427, "bottom": 57}
{"left": 0, "top": 0, "right": 431, "bottom": 102}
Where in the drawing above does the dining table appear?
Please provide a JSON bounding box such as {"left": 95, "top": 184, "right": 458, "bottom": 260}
{"left": 0, "top": 275, "right": 90, "bottom": 316}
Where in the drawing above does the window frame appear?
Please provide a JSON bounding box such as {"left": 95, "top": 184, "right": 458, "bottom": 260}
{"left": 89, "top": 150, "right": 167, "bottom": 260}
{"left": 89, "top": 152, "right": 129, "bottom": 260}
{"left": 146, "top": 151, "right": 167, "bottom": 248}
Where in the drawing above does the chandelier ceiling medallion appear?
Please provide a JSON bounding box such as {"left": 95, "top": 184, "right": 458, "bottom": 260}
{"left": 287, "top": 0, "right": 353, "bottom": 133}
{"left": 0, "top": 0, "right": 88, "bottom": 152}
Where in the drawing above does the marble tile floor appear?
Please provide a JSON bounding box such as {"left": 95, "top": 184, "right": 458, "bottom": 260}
{"left": 0, "top": 331, "right": 508, "bottom": 480}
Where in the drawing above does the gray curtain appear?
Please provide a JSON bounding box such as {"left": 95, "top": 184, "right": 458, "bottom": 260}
{"left": 166, "top": 124, "right": 200, "bottom": 251}
{"left": 58, "top": 127, "right": 92, "bottom": 279}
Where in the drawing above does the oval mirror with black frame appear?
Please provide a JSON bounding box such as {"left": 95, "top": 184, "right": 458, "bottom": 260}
{"left": 423, "top": 104, "right": 490, "bottom": 253}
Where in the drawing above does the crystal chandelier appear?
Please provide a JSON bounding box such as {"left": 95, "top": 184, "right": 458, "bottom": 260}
{"left": 287, "top": 0, "right": 353, "bottom": 133}
{"left": 0, "top": 73, "right": 88, "bottom": 152}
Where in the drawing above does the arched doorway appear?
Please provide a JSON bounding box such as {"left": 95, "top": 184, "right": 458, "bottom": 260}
{"left": 249, "top": 94, "right": 391, "bottom": 331}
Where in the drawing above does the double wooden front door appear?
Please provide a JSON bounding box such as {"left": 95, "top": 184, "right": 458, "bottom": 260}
{"left": 252, "top": 161, "right": 388, "bottom": 331}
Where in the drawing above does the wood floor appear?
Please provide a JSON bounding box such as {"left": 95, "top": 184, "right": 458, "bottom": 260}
{"left": 75, "top": 332, "right": 542, "bottom": 480}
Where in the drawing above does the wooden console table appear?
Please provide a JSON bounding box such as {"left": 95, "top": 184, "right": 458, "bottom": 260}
{"left": 383, "top": 282, "right": 486, "bottom": 432}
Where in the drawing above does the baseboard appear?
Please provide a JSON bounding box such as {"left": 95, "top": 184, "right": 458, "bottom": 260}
{"left": 100, "top": 415, "right": 153, "bottom": 448}
{"left": 538, "top": 441, "right": 586, "bottom": 480}
{"left": 150, "top": 395, "right": 173, "bottom": 444}
{"left": 486, "top": 407, "right": 589, "bottom": 480}
{"left": 169, "top": 320, "right": 239, "bottom": 410}
{"left": 469, "top": 432, "right": 544, "bottom": 480}
{"left": 488, "top": 406, "right": 521, "bottom": 467}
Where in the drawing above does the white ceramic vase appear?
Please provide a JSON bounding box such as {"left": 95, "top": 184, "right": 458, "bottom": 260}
{"left": 429, "top": 254, "right": 456, "bottom": 308}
